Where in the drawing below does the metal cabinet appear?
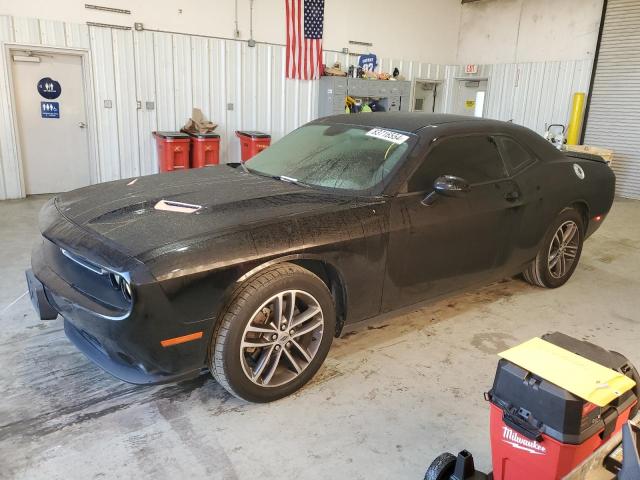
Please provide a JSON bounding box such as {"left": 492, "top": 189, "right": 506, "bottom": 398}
{"left": 318, "top": 76, "right": 411, "bottom": 117}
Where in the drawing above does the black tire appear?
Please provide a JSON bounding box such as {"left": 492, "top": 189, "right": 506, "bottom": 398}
{"left": 209, "top": 262, "right": 336, "bottom": 403}
{"left": 522, "top": 207, "right": 584, "bottom": 288}
{"left": 425, "top": 453, "right": 456, "bottom": 480}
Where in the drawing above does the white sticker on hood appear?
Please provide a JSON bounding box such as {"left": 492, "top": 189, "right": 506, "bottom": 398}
{"left": 366, "top": 128, "right": 409, "bottom": 144}
{"left": 573, "top": 163, "right": 585, "bottom": 180}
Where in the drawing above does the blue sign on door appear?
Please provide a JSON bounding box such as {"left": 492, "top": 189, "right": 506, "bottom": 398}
{"left": 37, "top": 77, "right": 62, "bottom": 99}
{"left": 41, "top": 101, "right": 60, "bottom": 119}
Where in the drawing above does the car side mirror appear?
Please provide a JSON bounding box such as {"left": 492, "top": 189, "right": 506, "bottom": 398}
{"left": 433, "top": 175, "right": 471, "bottom": 198}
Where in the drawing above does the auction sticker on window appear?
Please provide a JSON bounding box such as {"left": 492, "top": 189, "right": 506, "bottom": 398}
{"left": 366, "top": 128, "right": 409, "bottom": 144}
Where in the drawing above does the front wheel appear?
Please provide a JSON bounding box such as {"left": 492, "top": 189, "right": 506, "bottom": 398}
{"left": 209, "top": 263, "right": 336, "bottom": 403}
{"left": 522, "top": 207, "right": 584, "bottom": 288}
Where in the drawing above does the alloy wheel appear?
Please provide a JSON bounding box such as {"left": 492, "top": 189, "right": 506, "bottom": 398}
{"left": 239, "top": 290, "right": 324, "bottom": 387}
{"left": 547, "top": 220, "right": 580, "bottom": 279}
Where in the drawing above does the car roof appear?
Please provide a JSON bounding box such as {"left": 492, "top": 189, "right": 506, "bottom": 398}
{"left": 313, "top": 112, "right": 501, "bottom": 134}
{"left": 311, "top": 112, "right": 551, "bottom": 150}
{"left": 311, "top": 112, "right": 559, "bottom": 167}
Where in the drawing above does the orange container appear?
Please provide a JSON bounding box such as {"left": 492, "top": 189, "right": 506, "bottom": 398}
{"left": 153, "top": 131, "right": 191, "bottom": 172}
{"left": 236, "top": 131, "right": 271, "bottom": 162}
{"left": 184, "top": 131, "right": 220, "bottom": 168}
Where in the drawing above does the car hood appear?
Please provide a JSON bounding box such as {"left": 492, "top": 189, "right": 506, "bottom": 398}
{"left": 53, "top": 165, "right": 352, "bottom": 260}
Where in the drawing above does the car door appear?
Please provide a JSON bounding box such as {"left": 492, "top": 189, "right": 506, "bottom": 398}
{"left": 493, "top": 135, "right": 545, "bottom": 275}
{"left": 382, "top": 134, "right": 522, "bottom": 312}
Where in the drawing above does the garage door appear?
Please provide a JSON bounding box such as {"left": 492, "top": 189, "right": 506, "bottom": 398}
{"left": 584, "top": 0, "right": 640, "bottom": 199}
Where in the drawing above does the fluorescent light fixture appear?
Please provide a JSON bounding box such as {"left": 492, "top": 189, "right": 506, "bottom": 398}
{"left": 85, "top": 4, "right": 131, "bottom": 14}
{"left": 349, "top": 40, "right": 373, "bottom": 47}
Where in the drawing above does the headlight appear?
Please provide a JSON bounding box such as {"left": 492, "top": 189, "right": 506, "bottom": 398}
{"left": 109, "top": 272, "right": 120, "bottom": 290}
{"left": 121, "top": 279, "right": 132, "bottom": 301}
{"left": 109, "top": 272, "right": 132, "bottom": 301}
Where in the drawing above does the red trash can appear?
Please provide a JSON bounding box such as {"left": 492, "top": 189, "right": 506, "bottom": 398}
{"left": 183, "top": 131, "right": 220, "bottom": 168}
{"left": 153, "top": 131, "right": 191, "bottom": 172}
{"left": 236, "top": 131, "right": 271, "bottom": 162}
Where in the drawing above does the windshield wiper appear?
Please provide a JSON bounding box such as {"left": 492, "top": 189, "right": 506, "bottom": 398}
{"left": 243, "top": 167, "right": 312, "bottom": 188}
{"left": 275, "top": 175, "right": 312, "bottom": 188}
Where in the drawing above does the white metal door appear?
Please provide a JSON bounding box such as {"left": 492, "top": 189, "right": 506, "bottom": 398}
{"left": 11, "top": 51, "right": 90, "bottom": 195}
{"left": 584, "top": 0, "right": 640, "bottom": 199}
{"left": 455, "top": 80, "right": 488, "bottom": 117}
{"left": 413, "top": 81, "right": 437, "bottom": 113}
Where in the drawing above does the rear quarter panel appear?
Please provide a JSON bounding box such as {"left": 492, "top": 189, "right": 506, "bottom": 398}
{"left": 542, "top": 154, "right": 615, "bottom": 227}
{"left": 522, "top": 154, "right": 614, "bottom": 264}
{"left": 506, "top": 131, "right": 615, "bottom": 274}
{"left": 520, "top": 131, "right": 615, "bottom": 222}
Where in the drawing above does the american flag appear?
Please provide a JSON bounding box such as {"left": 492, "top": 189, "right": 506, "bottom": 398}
{"left": 286, "top": 0, "right": 324, "bottom": 80}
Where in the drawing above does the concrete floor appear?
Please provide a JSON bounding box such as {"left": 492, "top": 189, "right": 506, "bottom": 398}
{"left": 1, "top": 195, "right": 639, "bottom": 480}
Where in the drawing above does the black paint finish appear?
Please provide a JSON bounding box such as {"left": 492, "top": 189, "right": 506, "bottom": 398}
{"left": 27, "top": 114, "right": 615, "bottom": 385}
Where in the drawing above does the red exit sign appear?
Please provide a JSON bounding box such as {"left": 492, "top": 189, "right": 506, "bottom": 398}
{"left": 465, "top": 64, "right": 478, "bottom": 74}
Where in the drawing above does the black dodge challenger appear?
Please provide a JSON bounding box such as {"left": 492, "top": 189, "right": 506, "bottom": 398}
{"left": 26, "top": 113, "right": 615, "bottom": 402}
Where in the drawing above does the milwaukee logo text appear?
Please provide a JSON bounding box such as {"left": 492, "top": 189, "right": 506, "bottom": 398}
{"left": 502, "top": 426, "right": 547, "bottom": 455}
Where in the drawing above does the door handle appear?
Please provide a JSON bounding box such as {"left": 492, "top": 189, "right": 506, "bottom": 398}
{"left": 504, "top": 190, "right": 520, "bottom": 202}
{"left": 78, "top": 122, "right": 87, "bottom": 129}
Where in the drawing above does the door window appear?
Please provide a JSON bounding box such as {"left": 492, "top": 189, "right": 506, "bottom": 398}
{"left": 474, "top": 91, "right": 486, "bottom": 117}
{"left": 407, "top": 136, "right": 507, "bottom": 192}
{"left": 496, "top": 137, "right": 536, "bottom": 173}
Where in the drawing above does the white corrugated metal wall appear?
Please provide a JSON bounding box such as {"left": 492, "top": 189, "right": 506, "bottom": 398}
{"left": 80, "top": 26, "right": 327, "bottom": 182}
{"left": 443, "top": 60, "right": 593, "bottom": 136}
{"left": 0, "top": 16, "right": 447, "bottom": 199}
{"left": 0, "top": 15, "right": 592, "bottom": 200}
{"left": 584, "top": 0, "right": 640, "bottom": 199}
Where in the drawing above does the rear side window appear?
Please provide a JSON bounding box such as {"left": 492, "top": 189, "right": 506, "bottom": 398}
{"left": 408, "top": 135, "right": 506, "bottom": 192}
{"left": 497, "top": 137, "right": 536, "bottom": 173}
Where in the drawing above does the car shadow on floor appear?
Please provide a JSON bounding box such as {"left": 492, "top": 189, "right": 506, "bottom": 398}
{"left": 331, "top": 276, "right": 532, "bottom": 356}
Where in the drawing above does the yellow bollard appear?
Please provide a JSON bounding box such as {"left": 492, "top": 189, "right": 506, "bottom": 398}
{"left": 566, "top": 92, "right": 586, "bottom": 145}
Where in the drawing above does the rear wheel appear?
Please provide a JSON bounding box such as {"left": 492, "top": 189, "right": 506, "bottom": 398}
{"left": 523, "top": 207, "right": 584, "bottom": 288}
{"left": 209, "top": 263, "right": 335, "bottom": 403}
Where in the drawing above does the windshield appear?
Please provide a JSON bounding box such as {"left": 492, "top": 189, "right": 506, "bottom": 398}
{"left": 245, "top": 123, "right": 414, "bottom": 192}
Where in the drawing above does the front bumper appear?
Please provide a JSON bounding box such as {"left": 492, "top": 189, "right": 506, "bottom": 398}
{"left": 27, "top": 202, "right": 212, "bottom": 385}
{"left": 26, "top": 268, "right": 58, "bottom": 320}
{"left": 27, "top": 265, "right": 202, "bottom": 384}
{"left": 63, "top": 318, "right": 203, "bottom": 384}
